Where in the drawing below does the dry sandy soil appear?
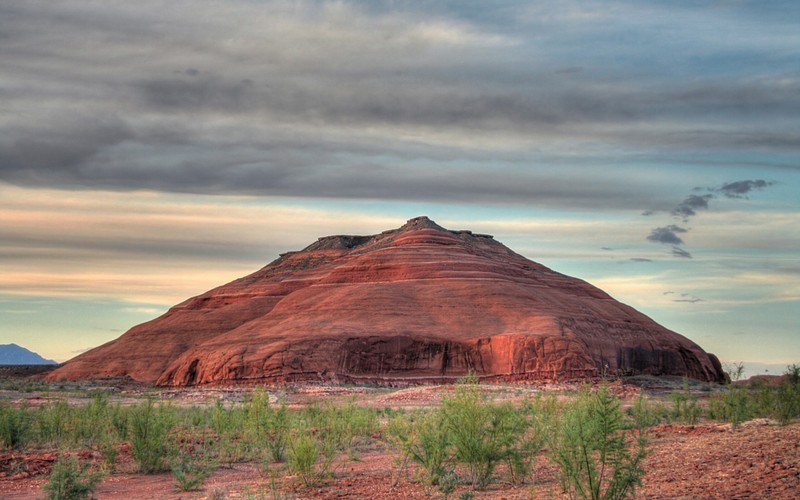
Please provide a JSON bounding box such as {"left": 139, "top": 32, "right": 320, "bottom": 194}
{"left": 1, "top": 383, "right": 798, "bottom": 499}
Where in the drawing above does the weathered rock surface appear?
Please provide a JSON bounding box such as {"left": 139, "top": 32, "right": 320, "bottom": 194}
{"left": 48, "top": 216, "right": 725, "bottom": 386}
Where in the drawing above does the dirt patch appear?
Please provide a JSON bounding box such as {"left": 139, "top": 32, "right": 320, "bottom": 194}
{"left": 1, "top": 382, "right": 798, "bottom": 499}
{"left": 1, "top": 421, "right": 797, "bottom": 499}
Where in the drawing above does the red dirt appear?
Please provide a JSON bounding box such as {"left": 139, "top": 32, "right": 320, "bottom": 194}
{"left": 2, "top": 419, "right": 797, "bottom": 499}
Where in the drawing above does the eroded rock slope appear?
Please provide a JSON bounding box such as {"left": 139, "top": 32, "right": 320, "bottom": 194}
{"left": 48, "top": 217, "right": 725, "bottom": 385}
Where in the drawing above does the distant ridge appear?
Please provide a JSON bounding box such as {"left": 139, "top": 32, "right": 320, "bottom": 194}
{"left": 0, "top": 344, "right": 57, "bottom": 365}
{"left": 49, "top": 216, "right": 725, "bottom": 386}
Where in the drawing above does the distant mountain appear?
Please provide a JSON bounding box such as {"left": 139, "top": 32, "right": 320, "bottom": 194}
{"left": 0, "top": 344, "right": 57, "bottom": 365}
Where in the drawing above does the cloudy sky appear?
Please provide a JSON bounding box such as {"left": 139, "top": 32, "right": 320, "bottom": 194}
{"left": 1, "top": 0, "right": 798, "bottom": 376}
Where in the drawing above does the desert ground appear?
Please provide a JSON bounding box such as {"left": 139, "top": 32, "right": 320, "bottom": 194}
{"left": 1, "top": 373, "right": 798, "bottom": 499}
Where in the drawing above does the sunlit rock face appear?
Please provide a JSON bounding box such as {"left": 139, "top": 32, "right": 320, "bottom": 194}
{"left": 48, "top": 216, "right": 725, "bottom": 386}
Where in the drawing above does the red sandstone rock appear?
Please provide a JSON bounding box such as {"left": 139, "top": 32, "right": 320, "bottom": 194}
{"left": 48, "top": 216, "right": 725, "bottom": 386}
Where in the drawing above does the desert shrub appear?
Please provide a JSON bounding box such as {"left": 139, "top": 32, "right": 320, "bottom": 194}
{"left": 670, "top": 380, "right": 701, "bottom": 425}
{"left": 130, "top": 399, "right": 177, "bottom": 473}
{"left": 301, "top": 401, "right": 377, "bottom": 462}
{"left": 550, "top": 385, "right": 647, "bottom": 500}
{"left": 245, "top": 390, "right": 272, "bottom": 443}
{"left": 285, "top": 401, "right": 377, "bottom": 488}
{"left": 244, "top": 392, "right": 293, "bottom": 463}
{"left": 212, "top": 399, "right": 245, "bottom": 437}
{"left": 438, "top": 469, "right": 459, "bottom": 498}
{"left": 42, "top": 455, "right": 104, "bottom": 500}
{"left": 627, "top": 395, "right": 658, "bottom": 428}
{"left": 185, "top": 405, "right": 206, "bottom": 428}
{"left": 108, "top": 402, "right": 128, "bottom": 441}
{"left": 0, "top": 404, "right": 33, "bottom": 450}
{"left": 749, "top": 379, "right": 776, "bottom": 419}
{"left": 287, "top": 430, "right": 322, "bottom": 487}
{"left": 706, "top": 393, "right": 727, "bottom": 421}
{"left": 775, "top": 364, "right": 800, "bottom": 424}
{"left": 507, "top": 396, "right": 553, "bottom": 485}
{"left": 387, "top": 411, "right": 451, "bottom": 486}
{"left": 36, "top": 400, "right": 73, "bottom": 447}
{"left": 171, "top": 450, "right": 214, "bottom": 492}
{"left": 0, "top": 378, "right": 50, "bottom": 393}
{"left": 723, "top": 385, "right": 751, "bottom": 428}
{"left": 98, "top": 433, "right": 119, "bottom": 473}
{"left": 333, "top": 401, "right": 379, "bottom": 460}
{"left": 77, "top": 392, "right": 111, "bottom": 444}
{"left": 265, "top": 400, "right": 291, "bottom": 462}
{"left": 709, "top": 363, "right": 751, "bottom": 428}
{"left": 216, "top": 432, "right": 251, "bottom": 468}
{"left": 441, "top": 376, "right": 528, "bottom": 489}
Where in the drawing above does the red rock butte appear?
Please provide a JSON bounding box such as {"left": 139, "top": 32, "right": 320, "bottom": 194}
{"left": 49, "top": 216, "right": 725, "bottom": 386}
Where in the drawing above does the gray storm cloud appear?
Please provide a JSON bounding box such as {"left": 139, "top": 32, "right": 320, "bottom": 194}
{"left": 644, "top": 179, "right": 776, "bottom": 258}
{"left": 0, "top": 1, "right": 797, "bottom": 210}
{"left": 717, "top": 180, "right": 775, "bottom": 199}
{"left": 671, "top": 194, "right": 713, "bottom": 219}
{"left": 647, "top": 225, "right": 688, "bottom": 246}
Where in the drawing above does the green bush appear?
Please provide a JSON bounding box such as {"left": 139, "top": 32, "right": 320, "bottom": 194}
{"left": 265, "top": 401, "right": 291, "bottom": 462}
{"left": 37, "top": 400, "right": 72, "bottom": 447}
{"left": 42, "top": 455, "right": 104, "bottom": 500}
{"left": 0, "top": 404, "right": 32, "bottom": 450}
{"left": 775, "top": 364, "right": 800, "bottom": 424}
{"left": 723, "top": 385, "right": 751, "bottom": 428}
{"left": 240, "top": 392, "right": 295, "bottom": 464}
{"left": 387, "top": 411, "right": 450, "bottom": 486}
{"left": 171, "top": 451, "right": 214, "bottom": 492}
{"left": 551, "top": 386, "right": 647, "bottom": 500}
{"left": 130, "top": 399, "right": 176, "bottom": 473}
{"left": 108, "top": 403, "right": 128, "bottom": 441}
{"left": 505, "top": 398, "right": 549, "bottom": 485}
{"left": 708, "top": 363, "right": 751, "bottom": 428}
{"left": 627, "top": 395, "right": 658, "bottom": 428}
{"left": 749, "top": 379, "right": 776, "bottom": 419}
{"left": 245, "top": 390, "right": 272, "bottom": 443}
{"left": 670, "top": 381, "right": 701, "bottom": 425}
{"left": 76, "top": 393, "right": 112, "bottom": 444}
{"left": 287, "top": 430, "right": 321, "bottom": 487}
{"left": 441, "top": 376, "right": 527, "bottom": 489}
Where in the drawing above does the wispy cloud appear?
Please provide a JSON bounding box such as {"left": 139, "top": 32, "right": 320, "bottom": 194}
{"left": 671, "top": 246, "right": 693, "bottom": 259}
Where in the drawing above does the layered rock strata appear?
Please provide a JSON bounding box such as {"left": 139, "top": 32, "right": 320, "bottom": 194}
{"left": 49, "top": 216, "right": 725, "bottom": 385}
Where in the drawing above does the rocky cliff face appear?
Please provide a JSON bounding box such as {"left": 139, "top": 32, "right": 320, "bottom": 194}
{"left": 49, "top": 216, "right": 725, "bottom": 385}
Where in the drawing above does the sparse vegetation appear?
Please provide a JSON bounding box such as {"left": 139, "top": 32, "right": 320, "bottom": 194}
{"left": 670, "top": 379, "right": 702, "bottom": 424}
{"left": 130, "top": 399, "right": 177, "bottom": 473}
{"left": 42, "top": 455, "right": 104, "bottom": 500}
{"left": 441, "top": 376, "right": 527, "bottom": 489}
{"left": 287, "top": 429, "right": 323, "bottom": 487}
{"left": 551, "top": 385, "right": 648, "bottom": 499}
{"left": 0, "top": 403, "right": 32, "bottom": 450}
{"left": 171, "top": 450, "right": 214, "bottom": 492}
{"left": 775, "top": 364, "right": 800, "bottom": 425}
{"left": 0, "top": 367, "right": 798, "bottom": 498}
{"left": 387, "top": 410, "right": 450, "bottom": 487}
